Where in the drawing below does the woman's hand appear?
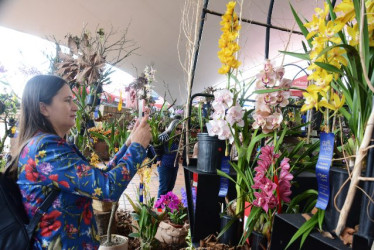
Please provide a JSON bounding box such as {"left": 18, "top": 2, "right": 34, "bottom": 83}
{"left": 130, "top": 115, "right": 152, "bottom": 149}
{"left": 125, "top": 119, "right": 140, "bottom": 147}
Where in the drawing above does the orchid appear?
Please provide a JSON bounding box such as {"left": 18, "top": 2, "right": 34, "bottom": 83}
{"left": 252, "top": 145, "right": 293, "bottom": 221}
{"left": 217, "top": 1, "right": 241, "bottom": 75}
{"left": 252, "top": 60, "right": 291, "bottom": 134}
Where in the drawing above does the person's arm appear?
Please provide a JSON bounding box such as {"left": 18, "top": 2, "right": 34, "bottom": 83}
{"left": 17, "top": 134, "right": 146, "bottom": 202}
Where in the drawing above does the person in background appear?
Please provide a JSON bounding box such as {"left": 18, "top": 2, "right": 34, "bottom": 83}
{"left": 156, "top": 118, "right": 183, "bottom": 198}
{"left": 8, "top": 75, "right": 151, "bottom": 249}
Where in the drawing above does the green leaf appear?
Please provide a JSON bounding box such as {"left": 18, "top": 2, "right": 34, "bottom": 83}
{"left": 285, "top": 213, "right": 318, "bottom": 249}
{"left": 279, "top": 50, "right": 310, "bottom": 61}
{"left": 129, "top": 232, "right": 140, "bottom": 238}
{"left": 289, "top": 4, "right": 312, "bottom": 47}
{"left": 253, "top": 88, "right": 288, "bottom": 95}
{"left": 314, "top": 62, "right": 344, "bottom": 75}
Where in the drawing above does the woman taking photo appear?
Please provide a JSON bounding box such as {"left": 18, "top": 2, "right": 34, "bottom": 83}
{"left": 9, "top": 75, "right": 151, "bottom": 249}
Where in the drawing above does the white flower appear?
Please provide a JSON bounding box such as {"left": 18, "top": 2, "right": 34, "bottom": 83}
{"left": 226, "top": 105, "right": 244, "bottom": 127}
{"left": 213, "top": 89, "right": 233, "bottom": 109}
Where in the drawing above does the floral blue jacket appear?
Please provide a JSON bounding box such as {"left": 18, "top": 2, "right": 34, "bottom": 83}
{"left": 17, "top": 132, "right": 146, "bottom": 249}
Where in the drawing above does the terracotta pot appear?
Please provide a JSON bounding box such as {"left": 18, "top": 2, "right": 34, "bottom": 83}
{"left": 155, "top": 220, "right": 189, "bottom": 245}
{"left": 99, "top": 234, "right": 128, "bottom": 250}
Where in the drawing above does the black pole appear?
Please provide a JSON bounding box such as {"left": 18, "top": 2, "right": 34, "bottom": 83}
{"left": 265, "top": 0, "right": 275, "bottom": 59}
{"left": 189, "top": 0, "right": 210, "bottom": 90}
{"left": 203, "top": 9, "right": 302, "bottom": 35}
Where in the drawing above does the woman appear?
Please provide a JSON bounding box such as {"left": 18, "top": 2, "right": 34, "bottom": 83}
{"left": 11, "top": 75, "right": 151, "bottom": 249}
{"left": 156, "top": 119, "right": 182, "bottom": 198}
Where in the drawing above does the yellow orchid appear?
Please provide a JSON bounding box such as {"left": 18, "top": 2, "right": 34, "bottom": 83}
{"left": 346, "top": 23, "right": 359, "bottom": 46}
{"left": 319, "top": 92, "right": 345, "bottom": 111}
{"left": 315, "top": 2, "right": 330, "bottom": 19}
{"left": 217, "top": 1, "right": 241, "bottom": 74}
{"left": 301, "top": 85, "right": 320, "bottom": 112}
{"left": 327, "top": 47, "right": 348, "bottom": 68}
{"left": 319, "top": 20, "right": 344, "bottom": 44}
{"left": 305, "top": 15, "right": 324, "bottom": 40}
{"left": 334, "top": 0, "right": 355, "bottom": 24}
{"left": 308, "top": 69, "right": 333, "bottom": 92}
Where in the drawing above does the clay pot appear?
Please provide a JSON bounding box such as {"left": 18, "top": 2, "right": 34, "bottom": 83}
{"left": 99, "top": 234, "right": 128, "bottom": 250}
{"left": 155, "top": 221, "right": 189, "bottom": 245}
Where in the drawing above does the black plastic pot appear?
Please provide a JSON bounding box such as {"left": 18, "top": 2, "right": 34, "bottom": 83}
{"left": 153, "top": 145, "right": 164, "bottom": 157}
{"left": 324, "top": 167, "right": 362, "bottom": 232}
{"left": 250, "top": 231, "right": 267, "bottom": 250}
{"left": 85, "top": 94, "right": 100, "bottom": 106}
{"left": 218, "top": 215, "right": 242, "bottom": 246}
{"left": 196, "top": 133, "right": 225, "bottom": 173}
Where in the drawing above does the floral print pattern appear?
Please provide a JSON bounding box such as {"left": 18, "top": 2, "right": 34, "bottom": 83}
{"left": 17, "top": 132, "right": 146, "bottom": 249}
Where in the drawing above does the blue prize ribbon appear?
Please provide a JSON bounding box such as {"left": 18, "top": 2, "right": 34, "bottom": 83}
{"left": 139, "top": 183, "right": 144, "bottom": 203}
{"left": 94, "top": 106, "right": 99, "bottom": 118}
{"left": 315, "top": 132, "right": 335, "bottom": 210}
{"left": 218, "top": 156, "right": 230, "bottom": 197}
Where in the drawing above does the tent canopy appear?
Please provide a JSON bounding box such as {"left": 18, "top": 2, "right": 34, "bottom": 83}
{"left": 0, "top": 0, "right": 324, "bottom": 104}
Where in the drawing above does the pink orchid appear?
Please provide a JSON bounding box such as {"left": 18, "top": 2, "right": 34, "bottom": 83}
{"left": 280, "top": 169, "right": 293, "bottom": 181}
{"left": 275, "top": 91, "right": 290, "bottom": 107}
{"left": 226, "top": 105, "right": 244, "bottom": 127}
{"left": 264, "top": 59, "right": 274, "bottom": 73}
{"left": 278, "top": 180, "right": 292, "bottom": 203}
{"left": 275, "top": 66, "right": 285, "bottom": 80}
{"left": 252, "top": 111, "right": 269, "bottom": 129}
{"left": 279, "top": 78, "right": 292, "bottom": 89}
{"left": 280, "top": 158, "right": 290, "bottom": 171}
{"left": 253, "top": 192, "right": 270, "bottom": 212}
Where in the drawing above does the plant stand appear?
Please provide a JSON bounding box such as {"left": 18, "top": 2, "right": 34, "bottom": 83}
{"left": 183, "top": 161, "right": 236, "bottom": 247}
{"left": 270, "top": 214, "right": 365, "bottom": 250}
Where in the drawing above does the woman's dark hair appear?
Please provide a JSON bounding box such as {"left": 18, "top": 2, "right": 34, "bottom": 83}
{"left": 8, "top": 75, "right": 67, "bottom": 179}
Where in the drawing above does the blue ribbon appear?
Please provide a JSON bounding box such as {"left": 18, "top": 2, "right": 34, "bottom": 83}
{"left": 218, "top": 156, "right": 230, "bottom": 197}
{"left": 139, "top": 183, "right": 144, "bottom": 203}
{"left": 315, "top": 132, "right": 335, "bottom": 210}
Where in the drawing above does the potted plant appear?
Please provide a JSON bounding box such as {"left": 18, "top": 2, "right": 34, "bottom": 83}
{"left": 99, "top": 202, "right": 129, "bottom": 250}
{"left": 125, "top": 194, "right": 166, "bottom": 249}
{"left": 154, "top": 191, "right": 189, "bottom": 245}
{"left": 218, "top": 198, "right": 242, "bottom": 246}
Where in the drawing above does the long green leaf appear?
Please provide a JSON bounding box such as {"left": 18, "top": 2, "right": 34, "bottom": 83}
{"left": 289, "top": 4, "right": 312, "bottom": 47}
{"left": 285, "top": 213, "right": 318, "bottom": 249}
{"left": 279, "top": 50, "right": 310, "bottom": 61}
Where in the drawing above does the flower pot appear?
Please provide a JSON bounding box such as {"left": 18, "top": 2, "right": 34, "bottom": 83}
{"left": 250, "top": 231, "right": 267, "bottom": 250}
{"left": 94, "top": 141, "right": 110, "bottom": 161}
{"left": 196, "top": 133, "right": 225, "bottom": 173}
{"left": 218, "top": 214, "right": 242, "bottom": 246}
{"left": 99, "top": 234, "right": 128, "bottom": 250}
{"left": 357, "top": 142, "right": 374, "bottom": 241}
{"left": 324, "top": 167, "right": 362, "bottom": 232}
{"left": 86, "top": 94, "right": 101, "bottom": 106}
{"left": 153, "top": 144, "right": 164, "bottom": 158}
{"left": 155, "top": 220, "right": 189, "bottom": 245}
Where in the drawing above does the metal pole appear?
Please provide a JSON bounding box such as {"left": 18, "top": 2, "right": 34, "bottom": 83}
{"left": 265, "top": 0, "right": 275, "bottom": 59}
{"left": 189, "top": 0, "right": 210, "bottom": 90}
{"left": 204, "top": 9, "right": 303, "bottom": 35}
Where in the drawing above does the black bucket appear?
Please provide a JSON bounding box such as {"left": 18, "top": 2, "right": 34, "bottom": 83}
{"left": 324, "top": 167, "right": 362, "bottom": 232}
{"left": 196, "top": 133, "right": 225, "bottom": 173}
{"left": 250, "top": 231, "right": 267, "bottom": 250}
{"left": 218, "top": 215, "right": 242, "bottom": 246}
